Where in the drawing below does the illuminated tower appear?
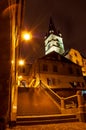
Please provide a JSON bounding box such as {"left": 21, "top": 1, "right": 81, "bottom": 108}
{"left": 45, "top": 18, "right": 65, "bottom": 55}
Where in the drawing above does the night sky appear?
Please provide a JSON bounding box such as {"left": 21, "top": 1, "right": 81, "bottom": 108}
{"left": 22, "top": 0, "right": 86, "bottom": 61}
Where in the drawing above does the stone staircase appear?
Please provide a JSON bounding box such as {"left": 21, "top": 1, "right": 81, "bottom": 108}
{"left": 16, "top": 86, "right": 79, "bottom": 125}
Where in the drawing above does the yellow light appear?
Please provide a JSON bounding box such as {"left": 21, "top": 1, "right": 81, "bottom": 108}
{"left": 18, "top": 59, "right": 25, "bottom": 66}
{"left": 22, "top": 31, "right": 32, "bottom": 41}
{"left": 11, "top": 60, "right": 14, "bottom": 64}
{"left": 18, "top": 75, "right": 23, "bottom": 86}
{"left": 13, "top": 105, "right": 17, "bottom": 109}
{"left": 18, "top": 75, "right": 23, "bottom": 80}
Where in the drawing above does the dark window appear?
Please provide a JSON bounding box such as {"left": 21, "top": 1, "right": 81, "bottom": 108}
{"left": 74, "top": 81, "right": 77, "bottom": 86}
{"left": 69, "top": 67, "right": 73, "bottom": 74}
{"left": 47, "top": 78, "right": 51, "bottom": 85}
{"left": 53, "top": 65, "right": 57, "bottom": 72}
{"left": 76, "top": 60, "right": 79, "bottom": 65}
{"left": 74, "top": 52, "right": 77, "bottom": 56}
{"left": 47, "top": 78, "right": 56, "bottom": 86}
{"left": 52, "top": 78, "right": 56, "bottom": 85}
{"left": 43, "top": 64, "right": 48, "bottom": 71}
{"left": 70, "top": 81, "right": 77, "bottom": 88}
{"left": 22, "top": 68, "right": 25, "bottom": 73}
{"left": 82, "top": 82, "right": 84, "bottom": 87}
{"left": 76, "top": 68, "right": 81, "bottom": 75}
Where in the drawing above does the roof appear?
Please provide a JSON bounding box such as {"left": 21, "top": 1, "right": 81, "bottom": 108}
{"left": 63, "top": 49, "right": 70, "bottom": 56}
{"left": 64, "top": 48, "right": 86, "bottom": 59}
{"left": 39, "top": 51, "right": 79, "bottom": 66}
{"left": 80, "top": 53, "right": 86, "bottom": 59}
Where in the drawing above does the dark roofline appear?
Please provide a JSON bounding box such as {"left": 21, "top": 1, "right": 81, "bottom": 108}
{"left": 38, "top": 51, "right": 81, "bottom": 67}
{"left": 80, "top": 53, "right": 86, "bottom": 59}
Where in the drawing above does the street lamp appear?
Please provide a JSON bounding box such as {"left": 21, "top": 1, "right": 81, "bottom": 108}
{"left": 18, "top": 59, "right": 25, "bottom": 66}
{"left": 21, "top": 31, "right": 32, "bottom": 41}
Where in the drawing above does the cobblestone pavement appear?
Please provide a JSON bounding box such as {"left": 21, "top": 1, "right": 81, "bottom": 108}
{"left": 6, "top": 122, "right": 86, "bottom": 130}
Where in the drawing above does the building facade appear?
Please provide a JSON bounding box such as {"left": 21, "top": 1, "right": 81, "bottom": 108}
{"left": 28, "top": 51, "right": 85, "bottom": 91}
{"left": 64, "top": 48, "right": 86, "bottom": 76}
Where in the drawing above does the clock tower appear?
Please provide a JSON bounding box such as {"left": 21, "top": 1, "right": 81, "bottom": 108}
{"left": 45, "top": 18, "right": 65, "bottom": 55}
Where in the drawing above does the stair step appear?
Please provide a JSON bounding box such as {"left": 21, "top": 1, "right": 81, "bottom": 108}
{"left": 17, "top": 114, "right": 76, "bottom": 121}
{"left": 16, "top": 114, "right": 79, "bottom": 125}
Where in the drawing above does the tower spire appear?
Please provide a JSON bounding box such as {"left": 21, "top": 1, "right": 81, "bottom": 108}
{"left": 48, "top": 17, "right": 57, "bottom": 35}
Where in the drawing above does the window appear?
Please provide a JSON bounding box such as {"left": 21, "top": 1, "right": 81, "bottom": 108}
{"left": 76, "top": 60, "right": 79, "bottom": 65}
{"left": 76, "top": 68, "right": 81, "bottom": 75}
{"left": 53, "top": 65, "right": 57, "bottom": 72}
{"left": 43, "top": 64, "right": 48, "bottom": 71}
{"left": 74, "top": 52, "right": 77, "bottom": 57}
{"left": 82, "top": 82, "right": 84, "bottom": 87}
{"left": 74, "top": 81, "right": 77, "bottom": 86}
{"left": 20, "top": 67, "right": 25, "bottom": 73}
{"left": 47, "top": 78, "right": 51, "bottom": 85}
{"left": 52, "top": 78, "right": 56, "bottom": 85}
{"left": 69, "top": 67, "right": 73, "bottom": 74}
{"left": 70, "top": 81, "right": 77, "bottom": 88}
{"left": 70, "top": 81, "right": 84, "bottom": 88}
{"left": 22, "top": 68, "right": 25, "bottom": 73}
{"left": 47, "top": 78, "right": 56, "bottom": 86}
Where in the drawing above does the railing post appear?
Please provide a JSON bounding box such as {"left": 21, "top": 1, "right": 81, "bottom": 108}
{"left": 61, "top": 97, "right": 65, "bottom": 113}
{"left": 77, "top": 90, "right": 86, "bottom": 122}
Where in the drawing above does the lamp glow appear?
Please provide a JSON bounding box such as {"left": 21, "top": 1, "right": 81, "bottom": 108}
{"left": 22, "top": 31, "right": 32, "bottom": 41}
{"left": 18, "top": 59, "right": 25, "bottom": 66}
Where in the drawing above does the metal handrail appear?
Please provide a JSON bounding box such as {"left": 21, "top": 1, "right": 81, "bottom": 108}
{"left": 41, "top": 81, "right": 61, "bottom": 107}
